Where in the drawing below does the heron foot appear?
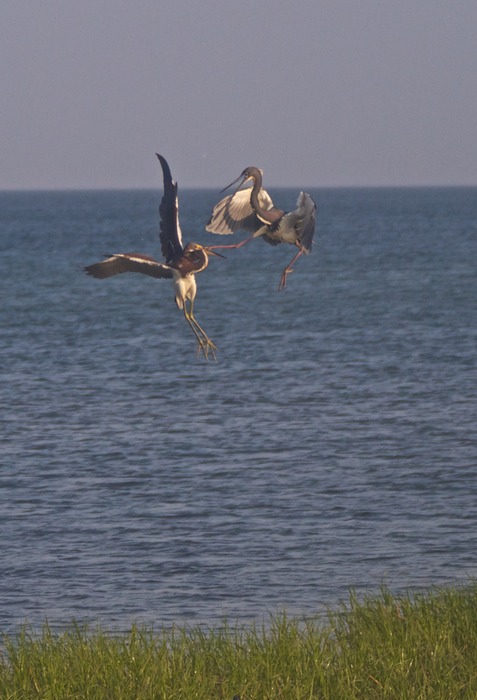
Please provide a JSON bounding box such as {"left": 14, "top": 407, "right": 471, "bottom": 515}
{"left": 195, "top": 337, "right": 218, "bottom": 361}
{"left": 278, "top": 267, "right": 294, "bottom": 290}
{"left": 279, "top": 248, "right": 303, "bottom": 290}
{"left": 190, "top": 319, "right": 217, "bottom": 360}
{"left": 184, "top": 306, "right": 218, "bottom": 360}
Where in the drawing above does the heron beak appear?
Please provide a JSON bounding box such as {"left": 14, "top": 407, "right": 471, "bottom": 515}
{"left": 220, "top": 173, "right": 250, "bottom": 194}
{"left": 204, "top": 247, "right": 226, "bottom": 259}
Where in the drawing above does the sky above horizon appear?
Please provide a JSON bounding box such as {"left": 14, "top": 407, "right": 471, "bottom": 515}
{"left": 2, "top": 1, "right": 477, "bottom": 189}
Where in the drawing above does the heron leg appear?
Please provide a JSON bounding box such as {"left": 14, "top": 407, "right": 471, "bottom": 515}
{"left": 183, "top": 304, "right": 211, "bottom": 359}
{"left": 189, "top": 300, "right": 217, "bottom": 360}
{"left": 207, "top": 235, "right": 254, "bottom": 251}
{"left": 279, "top": 248, "right": 304, "bottom": 290}
{"left": 183, "top": 303, "right": 217, "bottom": 360}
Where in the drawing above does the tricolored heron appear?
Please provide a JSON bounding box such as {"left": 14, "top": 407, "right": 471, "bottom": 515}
{"left": 84, "top": 154, "right": 224, "bottom": 360}
{"left": 206, "top": 167, "right": 316, "bottom": 289}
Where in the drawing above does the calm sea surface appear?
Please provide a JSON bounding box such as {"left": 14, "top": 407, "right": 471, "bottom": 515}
{"left": 1, "top": 186, "right": 476, "bottom": 633}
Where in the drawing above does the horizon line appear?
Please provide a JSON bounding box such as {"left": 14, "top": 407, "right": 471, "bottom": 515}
{"left": 1, "top": 182, "right": 476, "bottom": 194}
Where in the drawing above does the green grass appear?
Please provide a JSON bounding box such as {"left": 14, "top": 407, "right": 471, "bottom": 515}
{"left": 2, "top": 584, "right": 477, "bottom": 698}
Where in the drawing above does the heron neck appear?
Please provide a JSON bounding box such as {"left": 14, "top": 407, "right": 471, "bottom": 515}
{"left": 249, "top": 173, "right": 283, "bottom": 225}
{"left": 250, "top": 175, "right": 265, "bottom": 217}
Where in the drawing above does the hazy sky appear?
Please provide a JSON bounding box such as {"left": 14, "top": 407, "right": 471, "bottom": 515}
{"left": 2, "top": 1, "right": 477, "bottom": 189}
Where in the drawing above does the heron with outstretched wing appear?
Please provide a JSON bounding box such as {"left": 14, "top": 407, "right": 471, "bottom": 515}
{"left": 207, "top": 166, "right": 316, "bottom": 289}
{"left": 84, "top": 154, "right": 224, "bottom": 359}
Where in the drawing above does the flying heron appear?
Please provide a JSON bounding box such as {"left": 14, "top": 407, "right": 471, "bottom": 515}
{"left": 206, "top": 167, "right": 316, "bottom": 289}
{"left": 84, "top": 154, "right": 224, "bottom": 360}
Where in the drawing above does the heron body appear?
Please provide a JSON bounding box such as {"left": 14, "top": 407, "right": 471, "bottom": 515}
{"left": 84, "top": 154, "right": 224, "bottom": 359}
{"left": 206, "top": 166, "right": 316, "bottom": 289}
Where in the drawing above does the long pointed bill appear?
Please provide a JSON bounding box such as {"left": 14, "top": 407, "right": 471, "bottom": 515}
{"left": 204, "top": 247, "right": 226, "bottom": 258}
{"left": 220, "top": 173, "right": 249, "bottom": 194}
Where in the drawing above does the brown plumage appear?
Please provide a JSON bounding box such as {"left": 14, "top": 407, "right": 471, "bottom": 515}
{"left": 84, "top": 154, "right": 224, "bottom": 359}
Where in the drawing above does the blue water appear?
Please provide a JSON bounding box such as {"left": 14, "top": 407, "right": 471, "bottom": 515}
{"left": 1, "top": 186, "right": 476, "bottom": 632}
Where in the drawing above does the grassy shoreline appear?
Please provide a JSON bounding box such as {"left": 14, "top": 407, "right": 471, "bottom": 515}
{"left": 2, "top": 583, "right": 477, "bottom": 698}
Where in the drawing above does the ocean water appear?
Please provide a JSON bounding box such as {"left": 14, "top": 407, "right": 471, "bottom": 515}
{"left": 1, "top": 186, "right": 476, "bottom": 633}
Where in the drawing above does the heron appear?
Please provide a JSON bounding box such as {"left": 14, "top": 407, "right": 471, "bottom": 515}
{"left": 84, "top": 154, "right": 224, "bottom": 360}
{"left": 206, "top": 167, "right": 316, "bottom": 289}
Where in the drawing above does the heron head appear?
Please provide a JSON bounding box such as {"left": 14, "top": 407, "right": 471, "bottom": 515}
{"left": 241, "top": 167, "right": 263, "bottom": 181}
{"left": 220, "top": 167, "right": 263, "bottom": 194}
{"left": 184, "top": 242, "right": 203, "bottom": 253}
{"left": 184, "top": 243, "right": 225, "bottom": 259}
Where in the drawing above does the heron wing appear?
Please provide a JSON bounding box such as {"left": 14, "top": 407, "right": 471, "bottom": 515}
{"left": 84, "top": 253, "right": 174, "bottom": 279}
{"left": 292, "top": 192, "right": 316, "bottom": 253}
{"left": 157, "top": 154, "right": 184, "bottom": 263}
{"left": 206, "top": 188, "right": 275, "bottom": 235}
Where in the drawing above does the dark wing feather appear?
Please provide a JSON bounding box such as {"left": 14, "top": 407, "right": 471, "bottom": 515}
{"left": 84, "top": 253, "right": 174, "bottom": 279}
{"left": 294, "top": 192, "right": 316, "bottom": 253}
{"left": 156, "top": 154, "right": 184, "bottom": 263}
